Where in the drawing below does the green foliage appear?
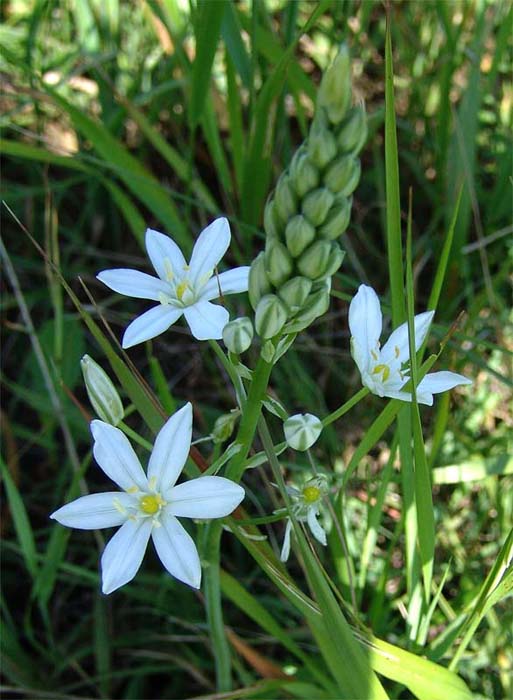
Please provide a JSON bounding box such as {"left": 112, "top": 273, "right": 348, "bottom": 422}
{"left": 1, "top": 2, "right": 511, "bottom": 699}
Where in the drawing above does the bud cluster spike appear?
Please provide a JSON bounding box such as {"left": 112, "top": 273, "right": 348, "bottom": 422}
{"left": 249, "top": 44, "right": 367, "bottom": 340}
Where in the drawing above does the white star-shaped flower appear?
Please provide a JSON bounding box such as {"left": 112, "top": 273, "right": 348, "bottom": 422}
{"left": 349, "top": 284, "right": 472, "bottom": 406}
{"left": 50, "top": 403, "right": 244, "bottom": 594}
{"left": 280, "top": 476, "right": 328, "bottom": 562}
{"left": 97, "top": 217, "right": 250, "bottom": 347}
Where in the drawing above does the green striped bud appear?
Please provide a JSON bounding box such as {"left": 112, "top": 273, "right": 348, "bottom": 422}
{"left": 307, "top": 113, "right": 338, "bottom": 169}
{"left": 285, "top": 215, "right": 316, "bottom": 258}
{"left": 81, "top": 355, "right": 123, "bottom": 426}
{"left": 318, "top": 197, "right": 351, "bottom": 240}
{"left": 289, "top": 146, "right": 319, "bottom": 198}
{"left": 263, "top": 199, "right": 280, "bottom": 238}
{"left": 248, "top": 252, "right": 271, "bottom": 310}
{"left": 255, "top": 294, "right": 288, "bottom": 339}
{"left": 324, "top": 155, "right": 361, "bottom": 196}
{"left": 222, "top": 317, "right": 254, "bottom": 354}
{"left": 284, "top": 281, "right": 331, "bottom": 333}
{"left": 278, "top": 276, "right": 312, "bottom": 312}
{"left": 284, "top": 413, "right": 323, "bottom": 451}
{"left": 212, "top": 410, "right": 239, "bottom": 444}
{"left": 298, "top": 240, "right": 344, "bottom": 280}
{"left": 337, "top": 105, "right": 367, "bottom": 154}
{"left": 274, "top": 174, "right": 297, "bottom": 223}
{"left": 265, "top": 240, "right": 293, "bottom": 287}
{"left": 318, "top": 44, "right": 352, "bottom": 124}
{"left": 302, "top": 188, "right": 335, "bottom": 226}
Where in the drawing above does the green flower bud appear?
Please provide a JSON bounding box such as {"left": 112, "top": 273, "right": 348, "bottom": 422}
{"left": 337, "top": 105, "right": 367, "bottom": 154}
{"left": 297, "top": 240, "right": 343, "bottom": 280}
{"left": 284, "top": 413, "right": 323, "bottom": 451}
{"left": 324, "top": 156, "right": 361, "bottom": 196}
{"left": 318, "top": 45, "right": 352, "bottom": 124}
{"left": 289, "top": 146, "right": 319, "bottom": 198}
{"left": 283, "top": 281, "right": 331, "bottom": 333}
{"left": 255, "top": 294, "right": 288, "bottom": 339}
{"left": 248, "top": 252, "right": 272, "bottom": 310}
{"left": 274, "top": 174, "right": 297, "bottom": 223}
{"left": 307, "top": 113, "right": 338, "bottom": 169}
{"left": 265, "top": 240, "right": 293, "bottom": 287}
{"left": 81, "top": 355, "right": 123, "bottom": 426}
{"left": 222, "top": 317, "right": 254, "bottom": 354}
{"left": 263, "top": 199, "right": 280, "bottom": 239}
{"left": 278, "top": 276, "right": 312, "bottom": 312}
{"left": 302, "top": 188, "right": 335, "bottom": 226}
{"left": 212, "top": 410, "right": 240, "bottom": 444}
{"left": 318, "top": 197, "right": 352, "bottom": 240}
{"left": 285, "top": 215, "right": 316, "bottom": 258}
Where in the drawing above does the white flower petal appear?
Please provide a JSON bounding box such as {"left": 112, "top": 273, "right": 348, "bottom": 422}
{"left": 417, "top": 371, "right": 472, "bottom": 396}
{"left": 152, "top": 513, "right": 201, "bottom": 588}
{"left": 280, "top": 519, "right": 293, "bottom": 562}
{"left": 122, "top": 305, "right": 183, "bottom": 349}
{"left": 167, "top": 476, "right": 244, "bottom": 519}
{"left": 50, "top": 492, "right": 133, "bottom": 529}
{"left": 96, "top": 269, "right": 170, "bottom": 301}
{"left": 145, "top": 228, "right": 187, "bottom": 282}
{"left": 380, "top": 311, "right": 434, "bottom": 365}
{"left": 189, "top": 218, "right": 231, "bottom": 289}
{"left": 381, "top": 388, "right": 414, "bottom": 403}
{"left": 307, "top": 508, "right": 327, "bottom": 546}
{"left": 147, "top": 403, "right": 192, "bottom": 490}
{"left": 91, "top": 420, "right": 148, "bottom": 491}
{"left": 101, "top": 518, "right": 153, "bottom": 594}
{"left": 200, "top": 267, "right": 250, "bottom": 301}
{"left": 348, "top": 285, "right": 382, "bottom": 374}
{"left": 183, "top": 301, "right": 229, "bottom": 340}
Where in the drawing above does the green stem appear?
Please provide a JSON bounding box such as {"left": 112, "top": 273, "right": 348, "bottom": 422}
{"left": 118, "top": 421, "right": 152, "bottom": 451}
{"left": 322, "top": 387, "right": 369, "bottom": 427}
{"left": 204, "top": 351, "right": 273, "bottom": 691}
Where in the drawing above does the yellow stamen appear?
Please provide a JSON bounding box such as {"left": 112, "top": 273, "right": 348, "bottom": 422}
{"left": 303, "top": 486, "right": 321, "bottom": 504}
{"left": 372, "top": 364, "right": 390, "bottom": 381}
{"left": 176, "top": 280, "right": 189, "bottom": 301}
{"left": 163, "top": 258, "right": 174, "bottom": 282}
{"left": 126, "top": 485, "right": 138, "bottom": 494}
{"left": 394, "top": 345, "right": 400, "bottom": 359}
{"left": 371, "top": 349, "right": 379, "bottom": 361}
{"left": 139, "top": 494, "right": 165, "bottom": 515}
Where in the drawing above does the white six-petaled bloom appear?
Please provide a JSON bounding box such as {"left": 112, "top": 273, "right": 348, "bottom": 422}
{"left": 280, "top": 476, "right": 328, "bottom": 562}
{"left": 97, "top": 217, "right": 250, "bottom": 347}
{"left": 50, "top": 403, "right": 244, "bottom": 594}
{"left": 349, "top": 284, "right": 472, "bottom": 406}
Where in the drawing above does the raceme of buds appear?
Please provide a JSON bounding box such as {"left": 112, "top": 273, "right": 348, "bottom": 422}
{"left": 284, "top": 413, "right": 323, "bottom": 451}
{"left": 81, "top": 355, "right": 124, "bottom": 426}
{"left": 222, "top": 317, "right": 254, "bottom": 354}
{"left": 249, "top": 43, "right": 366, "bottom": 340}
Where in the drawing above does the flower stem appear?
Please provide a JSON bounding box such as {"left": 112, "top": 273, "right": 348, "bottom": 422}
{"left": 322, "top": 387, "right": 369, "bottom": 427}
{"left": 118, "top": 421, "right": 152, "bottom": 451}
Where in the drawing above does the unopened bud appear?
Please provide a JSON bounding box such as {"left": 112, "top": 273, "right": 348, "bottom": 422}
{"left": 284, "top": 281, "right": 331, "bottom": 333}
{"left": 284, "top": 413, "right": 323, "bottom": 451}
{"left": 81, "top": 355, "right": 123, "bottom": 426}
{"left": 263, "top": 199, "right": 281, "bottom": 239}
{"left": 318, "top": 197, "right": 351, "bottom": 240}
{"left": 285, "top": 215, "right": 316, "bottom": 258}
{"left": 248, "top": 252, "right": 271, "bottom": 310}
{"left": 212, "top": 410, "right": 239, "bottom": 444}
{"left": 265, "top": 240, "right": 293, "bottom": 287}
{"left": 307, "top": 113, "right": 337, "bottom": 169}
{"left": 255, "top": 294, "right": 288, "bottom": 339}
{"left": 274, "top": 174, "right": 297, "bottom": 223}
{"left": 324, "top": 156, "right": 361, "bottom": 196}
{"left": 222, "top": 317, "right": 254, "bottom": 354}
{"left": 302, "top": 188, "right": 335, "bottom": 226}
{"left": 278, "top": 276, "right": 312, "bottom": 313}
{"left": 289, "top": 146, "right": 319, "bottom": 198}
{"left": 298, "top": 240, "right": 343, "bottom": 280}
{"left": 337, "top": 105, "right": 367, "bottom": 154}
{"left": 318, "top": 45, "right": 352, "bottom": 124}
